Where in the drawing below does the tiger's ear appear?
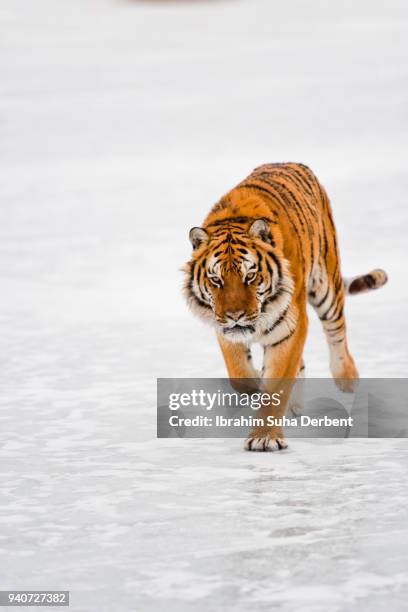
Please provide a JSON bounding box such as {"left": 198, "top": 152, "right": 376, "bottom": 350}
{"left": 189, "top": 227, "right": 209, "bottom": 250}
{"left": 249, "top": 219, "right": 274, "bottom": 245}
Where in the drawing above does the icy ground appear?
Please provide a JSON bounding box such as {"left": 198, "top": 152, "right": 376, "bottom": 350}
{"left": 0, "top": 0, "right": 408, "bottom": 610}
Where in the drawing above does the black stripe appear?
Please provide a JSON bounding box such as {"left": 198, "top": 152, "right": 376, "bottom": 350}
{"left": 266, "top": 250, "right": 283, "bottom": 278}
{"left": 326, "top": 322, "right": 344, "bottom": 334}
{"left": 286, "top": 165, "right": 315, "bottom": 200}
{"left": 327, "top": 308, "right": 344, "bottom": 324}
{"left": 268, "top": 328, "right": 296, "bottom": 348}
{"left": 263, "top": 306, "right": 290, "bottom": 335}
{"left": 315, "top": 285, "right": 330, "bottom": 308}
{"left": 322, "top": 293, "right": 343, "bottom": 322}
{"left": 262, "top": 286, "right": 292, "bottom": 311}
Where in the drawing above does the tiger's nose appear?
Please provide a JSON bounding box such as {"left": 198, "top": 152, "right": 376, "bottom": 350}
{"left": 226, "top": 310, "right": 245, "bottom": 321}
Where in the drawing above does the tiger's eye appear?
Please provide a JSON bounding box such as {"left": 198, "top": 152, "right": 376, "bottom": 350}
{"left": 208, "top": 274, "right": 222, "bottom": 288}
{"left": 246, "top": 271, "right": 257, "bottom": 283}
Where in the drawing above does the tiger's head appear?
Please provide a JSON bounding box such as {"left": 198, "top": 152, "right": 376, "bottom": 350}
{"left": 183, "top": 217, "right": 293, "bottom": 343}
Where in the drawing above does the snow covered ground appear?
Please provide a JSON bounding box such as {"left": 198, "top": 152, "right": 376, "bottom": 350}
{"left": 0, "top": 0, "right": 407, "bottom": 610}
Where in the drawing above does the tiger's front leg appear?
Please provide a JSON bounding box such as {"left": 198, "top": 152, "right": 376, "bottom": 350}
{"left": 217, "top": 334, "right": 260, "bottom": 393}
{"left": 245, "top": 304, "right": 308, "bottom": 451}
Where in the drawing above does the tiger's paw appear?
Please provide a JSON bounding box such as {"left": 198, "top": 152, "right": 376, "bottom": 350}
{"left": 335, "top": 377, "right": 358, "bottom": 393}
{"left": 333, "top": 359, "right": 359, "bottom": 393}
{"left": 244, "top": 435, "right": 288, "bottom": 452}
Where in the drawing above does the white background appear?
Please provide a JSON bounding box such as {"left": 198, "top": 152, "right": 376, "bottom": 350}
{"left": 0, "top": 0, "right": 407, "bottom": 610}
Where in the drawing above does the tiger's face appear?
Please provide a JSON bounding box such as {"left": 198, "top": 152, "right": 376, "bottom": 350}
{"left": 184, "top": 218, "right": 293, "bottom": 343}
{"left": 204, "top": 251, "right": 261, "bottom": 339}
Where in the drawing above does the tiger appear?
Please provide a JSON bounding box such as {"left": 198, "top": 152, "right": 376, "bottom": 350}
{"left": 183, "top": 162, "right": 388, "bottom": 452}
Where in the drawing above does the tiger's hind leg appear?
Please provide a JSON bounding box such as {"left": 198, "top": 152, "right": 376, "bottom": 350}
{"left": 288, "top": 358, "right": 305, "bottom": 416}
{"left": 309, "top": 264, "right": 358, "bottom": 392}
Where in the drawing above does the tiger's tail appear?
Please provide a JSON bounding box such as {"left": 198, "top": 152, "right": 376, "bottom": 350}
{"left": 344, "top": 268, "right": 388, "bottom": 295}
